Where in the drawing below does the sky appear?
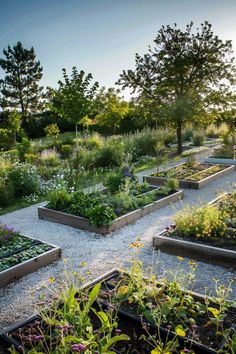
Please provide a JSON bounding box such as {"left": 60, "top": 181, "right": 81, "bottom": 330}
{"left": 1, "top": 0, "right": 236, "bottom": 98}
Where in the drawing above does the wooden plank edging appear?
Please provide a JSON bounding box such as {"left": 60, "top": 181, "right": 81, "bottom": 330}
{"left": 0, "top": 240, "right": 61, "bottom": 287}
{"left": 144, "top": 164, "right": 235, "bottom": 189}
{"left": 38, "top": 190, "right": 184, "bottom": 235}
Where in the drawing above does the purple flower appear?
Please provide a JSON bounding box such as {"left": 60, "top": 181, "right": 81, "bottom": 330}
{"left": 115, "top": 328, "right": 122, "bottom": 334}
{"left": 71, "top": 343, "right": 87, "bottom": 352}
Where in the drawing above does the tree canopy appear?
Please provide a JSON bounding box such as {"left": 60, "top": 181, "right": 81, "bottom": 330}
{"left": 49, "top": 67, "right": 99, "bottom": 134}
{"left": 118, "top": 21, "right": 236, "bottom": 153}
{"left": 0, "top": 41, "right": 44, "bottom": 119}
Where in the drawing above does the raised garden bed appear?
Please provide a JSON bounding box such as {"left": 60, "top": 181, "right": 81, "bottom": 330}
{"left": 38, "top": 188, "right": 183, "bottom": 235}
{"left": 204, "top": 157, "right": 236, "bottom": 165}
{"left": 1, "top": 268, "right": 235, "bottom": 354}
{"left": 0, "top": 225, "right": 61, "bottom": 287}
{"left": 153, "top": 193, "right": 236, "bottom": 268}
{"left": 144, "top": 163, "right": 235, "bottom": 189}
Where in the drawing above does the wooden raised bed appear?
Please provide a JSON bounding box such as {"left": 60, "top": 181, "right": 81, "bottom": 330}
{"left": 38, "top": 190, "right": 184, "bottom": 235}
{"left": 0, "top": 238, "right": 61, "bottom": 287}
{"left": 144, "top": 164, "right": 235, "bottom": 189}
{"left": 1, "top": 269, "right": 235, "bottom": 354}
{"left": 204, "top": 157, "right": 236, "bottom": 165}
{"left": 153, "top": 193, "right": 236, "bottom": 268}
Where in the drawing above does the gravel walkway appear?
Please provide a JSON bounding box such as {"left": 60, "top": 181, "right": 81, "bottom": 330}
{"left": 0, "top": 165, "right": 235, "bottom": 331}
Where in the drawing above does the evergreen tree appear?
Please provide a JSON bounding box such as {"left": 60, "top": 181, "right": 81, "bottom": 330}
{"left": 0, "top": 41, "right": 44, "bottom": 119}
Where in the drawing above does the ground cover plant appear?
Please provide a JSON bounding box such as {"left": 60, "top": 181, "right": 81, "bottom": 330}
{"left": 46, "top": 168, "right": 180, "bottom": 226}
{"left": 3, "top": 256, "right": 236, "bottom": 353}
{"left": 0, "top": 223, "right": 53, "bottom": 272}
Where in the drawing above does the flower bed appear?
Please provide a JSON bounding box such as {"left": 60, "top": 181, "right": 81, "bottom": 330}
{"left": 1, "top": 265, "right": 236, "bottom": 353}
{"left": 0, "top": 223, "right": 61, "bottom": 286}
{"left": 153, "top": 194, "right": 236, "bottom": 267}
{"left": 38, "top": 171, "right": 183, "bottom": 234}
{"left": 144, "top": 162, "right": 235, "bottom": 189}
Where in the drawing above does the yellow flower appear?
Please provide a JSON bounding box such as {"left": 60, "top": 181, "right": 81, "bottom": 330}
{"left": 80, "top": 261, "right": 87, "bottom": 267}
{"left": 117, "top": 286, "right": 129, "bottom": 296}
{"left": 208, "top": 307, "right": 220, "bottom": 318}
{"left": 175, "top": 325, "right": 186, "bottom": 337}
{"left": 188, "top": 260, "right": 196, "bottom": 266}
{"left": 177, "top": 256, "right": 184, "bottom": 261}
{"left": 151, "top": 349, "right": 161, "bottom": 354}
{"left": 48, "top": 276, "right": 55, "bottom": 283}
{"left": 130, "top": 241, "right": 144, "bottom": 248}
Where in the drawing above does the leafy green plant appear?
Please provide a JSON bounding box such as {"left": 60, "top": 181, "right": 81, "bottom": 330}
{"left": 87, "top": 204, "right": 116, "bottom": 226}
{"left": 103, "top": 171, "right": 124, "bottom": 193}
{"left": 47, "top": 189, "right": 72, "bottom": 211}
{"left": 165, "top": 178, "right": 179, "bottom": 191}
{"left": 192, "top": 131, "right": 205, "bottom": 146}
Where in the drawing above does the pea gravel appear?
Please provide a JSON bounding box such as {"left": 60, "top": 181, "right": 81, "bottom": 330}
{"left": 0, "top": 167, "right": 235, "bottom": 331}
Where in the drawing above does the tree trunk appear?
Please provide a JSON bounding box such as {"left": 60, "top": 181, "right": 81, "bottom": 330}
{"left": 176, "top": 122, "right": 183, "bottom": 155}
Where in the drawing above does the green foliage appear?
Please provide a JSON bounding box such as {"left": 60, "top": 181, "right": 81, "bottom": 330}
{"left": 8, "top": 163, "right": 41, "bottom": 198}
{"left": 95, "top": 88, "right": 129, "bottom": 133}
{"left": 192, "top": 131, "right": 205, "bottom": 146}
{"left": 44, "top": 123, "right": 60, "bottom": 138}
{"left": 61, "top": 144, "right": 72, "bottom": 158}
{"left": 0, "top": 128, "right": 13, "bottom": 150}
{"left": 0, "top": 41, "right": 44, "bottom": 117}
{"left": 8, "top": 110, "right": 22, "bottom": 143}
{"left": 48, "top": 189, "right": 71, "bottom": 210}
{"left": 165, "top": 178, "right": 179, "bottom": 191}
{"left": 174, "top": 204, "right": 227, "bottom": 239}
{"left": 87, "top": 204, "right": 116, "bottom": 226}
{"left": 49, "top": 67, "right": 99, "bottom": 132}
{"left": 118, "top": 21, "right": 236, "bottom": 154}
{"left": 0, "top": 177, "right": 15, "bottom": 206}
{"left": 17, "top": 138, "right": 32, "bottom": 162}
{"left": 103, "top": 171, "right": 124, "bottom": 193}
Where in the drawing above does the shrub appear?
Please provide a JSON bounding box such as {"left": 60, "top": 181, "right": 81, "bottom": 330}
{"left": 8, "top": 163, "right": 41, "bottom": 198}
{"left": 104, "top": 171, "right": 124, "bottom": 193}
{"left": 95, "top": 140, "right": 125, "bottom": 168}
{"left": 61, "top": 144, "right": 73, "bottom": 158}
{"left": 0, "top": 128, "right": 13, "bottom": 150}
{"left": 192, "top": 132, "right": 205, "bottom": 146}
{"left": 86, "top": 134, "right": 103, "bottom": 149}
{"left": 47, "top": 189, "right": 71, "bottom": 210}
{"left": 165, "top": 178, "right": 179, "bottom": 191}
{"left": 174, "top": 204, "right": 227, "bottom": 239}
{"left": 17, "top": 138, "right": 32, "bottom": 162}
{"left": 0, "top": 177, "right": 15, "bottom": 207}
{"left": 40, "top": 149, "right": 60, "bottom": 167}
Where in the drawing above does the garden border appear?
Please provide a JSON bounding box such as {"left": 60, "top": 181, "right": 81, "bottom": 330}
{"left": 0, "top": 238, "right": 61, "bottom": 287}
{"left": 153, "top": 192, "right": 236, "bottom": 268}
{"left": 204, "top": 157, "right": 236, "bottom": 165}
{"left": 38, "top": 190, "right": 184, "bottom": 235}
{"left": 144, "top": 164, "right": 235, "bottom": 189}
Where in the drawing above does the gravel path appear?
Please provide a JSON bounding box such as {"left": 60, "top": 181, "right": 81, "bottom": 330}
{"left": 0, "top": 164, "right": 235, "bottom": 331}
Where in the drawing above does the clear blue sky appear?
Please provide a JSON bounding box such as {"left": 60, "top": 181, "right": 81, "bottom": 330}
{"left": 1, "top": 0, "right": 236, "bottom": 98}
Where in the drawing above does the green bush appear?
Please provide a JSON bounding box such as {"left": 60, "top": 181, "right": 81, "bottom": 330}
{"left": 0, "top": 177, "right": 15, "bottom": 207}
{"left": 86, "top": 134, "right": 103, "bottom": 149}
{"left": 47, "top": 189, "right": 71, "bottom": 210}
{"left": 61, "top": 144, "right": 73, "bottom": 158}
{"left": 165, "top": 178, "right": 179, "bottom": 191}
{"left": 0, "top": 128, "right": 13, "bottom": 150}
{"left": 104, "top": 171, "right": 124, "bottom": 193}
{"left": 17, "top": 138, "right": 32, "bottom": 161}
{"left": 8, "top": 163, "right": 41, "bottom": 198}
{"left": 192, "top": 132, "right": 205, "bottom": 146}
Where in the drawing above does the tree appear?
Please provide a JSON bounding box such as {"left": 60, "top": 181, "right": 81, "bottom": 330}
{"left": 8, "top": 110, "right": 22, "bottom": 143}
{"left": 50, "top": 67, "right": 99, "bottom": 136}
{"left": 0, "top": 41, "right": 44, "bottom": 120}
{"left": 95, "top": 88, "right": 129, "bottom": 134}
{"left": 118, "top": 22, "right": 236, "bottom": 153}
